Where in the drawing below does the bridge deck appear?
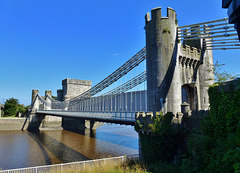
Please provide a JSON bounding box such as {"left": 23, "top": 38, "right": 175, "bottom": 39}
{"left": 36, "top": 110, "right": 136, "bottom": 125}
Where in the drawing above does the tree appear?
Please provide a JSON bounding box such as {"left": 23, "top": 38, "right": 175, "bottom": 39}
{"left": 4, "top": 98, "right": 19, "bottom": 116}
{"left": 214, "top": 61, "right": 239, "bottom": 82}
{"left": 17, "top": 104, "right": 29, "bottom": 116}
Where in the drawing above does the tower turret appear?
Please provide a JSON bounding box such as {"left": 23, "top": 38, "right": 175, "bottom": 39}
{"left": 145, "top": 7, "right": 178, "bottom": 114}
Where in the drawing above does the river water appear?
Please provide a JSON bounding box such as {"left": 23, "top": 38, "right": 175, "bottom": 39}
{"left": 0, "top": 124, "right": 138, "bottom": 170}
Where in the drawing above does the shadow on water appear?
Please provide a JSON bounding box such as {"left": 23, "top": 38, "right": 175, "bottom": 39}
{"left": 63, "top": 129, "right": 96, "bottom": 138}
{"left": 27, "top": 131, "right": 90, "bottom": 163}
{"left": 65, "top": 128, "right": 138, "bottom": 150}
{"left": 26, "top": 132, "right": 52, "bottom": 165}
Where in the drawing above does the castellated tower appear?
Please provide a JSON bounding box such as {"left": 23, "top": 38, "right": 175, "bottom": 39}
{"left": 145, "top": 7, "right": 214, "bottom": 115}
{"left": 57, "top": 78, "right": 92, "bottom": 101}
{"left": 145, "top": 7, "right": 179, "bottom": 114}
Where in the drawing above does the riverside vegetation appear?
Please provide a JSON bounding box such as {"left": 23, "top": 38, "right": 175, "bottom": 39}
{"left": 135, "top": 80, "right": 240, "bottom": 173}
{"left": 0, "top": 160, "right": 147, "bottom": 173}
{"left": 49, "top": 160, "right": 147, "bottom": 173}
{"left": 1, "top": 97, "right": 29, "bottom": 117}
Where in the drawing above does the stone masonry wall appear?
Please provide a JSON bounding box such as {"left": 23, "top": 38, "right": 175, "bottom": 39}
{"left": 145, "top": 7, "right": 214, "bottom": 115}
{"left": 60, "top": 78, "right": 92, "bottom": 100}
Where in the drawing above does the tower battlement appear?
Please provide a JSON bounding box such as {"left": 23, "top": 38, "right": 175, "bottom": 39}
{"left": 62, "top": 78, "right": 92, "bottom": 86}
{"left": 135, "top": 112, "right": 154, "bottom": 130}
{"left": 145, "top": 7, "right": 177, "bottom": 25}
{"left": 59, "top": 78, "right": 92, "bottom": 100}
{"left": 179, "top": 44, "right": 201, "bottom": 61}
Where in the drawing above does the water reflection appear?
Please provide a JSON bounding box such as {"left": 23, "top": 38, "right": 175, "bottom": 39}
{"left": 0, "top": 124, "right": 138, "bottom": 170}
{"left": 0, "top": 131, "right": 46, "bottom": 169}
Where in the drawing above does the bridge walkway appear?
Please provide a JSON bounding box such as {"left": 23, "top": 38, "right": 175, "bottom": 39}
{"left": 36, "top": 110, "right": 135, "bottom": 125}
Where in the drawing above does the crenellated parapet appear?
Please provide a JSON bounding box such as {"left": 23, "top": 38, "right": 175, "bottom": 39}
{"left": 179, "top": 44, "right": 201, "bottom": 61}
{"left": 178, "top": 44, "right": 201, "bottom": 69}
{"left": 135, "top": 112, "right": 154, "bottom": 128}
{"left": 62, "top": 78, "right": 92, "bottom": 86}
{"left": 60, "top": 78, "right": 92, "bottom": 100}
{"left": 145, "top": 7, "right": 176, "bottom": 25}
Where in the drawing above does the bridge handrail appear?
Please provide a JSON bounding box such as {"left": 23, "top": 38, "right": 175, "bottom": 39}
{"left": 37, "top": 110, "right": 137, "bottom": 113}
{"left": 36, "top": 110, "right": 137, "bottom": 122}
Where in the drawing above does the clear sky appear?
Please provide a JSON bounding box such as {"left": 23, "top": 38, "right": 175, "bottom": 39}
{"left": 0, "top": 0, "right": 239, "bottom": 106}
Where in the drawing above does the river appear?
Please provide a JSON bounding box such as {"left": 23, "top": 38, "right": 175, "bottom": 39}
{"left": 0, "top": 124, "right": 138, "bottom": 170}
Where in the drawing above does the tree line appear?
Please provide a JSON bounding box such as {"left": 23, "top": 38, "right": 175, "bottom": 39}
{"left": 1, "top": 98, "right": 29, "bottom": 117}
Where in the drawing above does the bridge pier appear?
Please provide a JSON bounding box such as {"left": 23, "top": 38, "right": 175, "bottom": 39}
{"left": 28, "top": 89, "right": 42, "bottom": 131}
{"left": 27, "top": 113, "right": 45, "bottom": 131}
{"left": 62, "top": 117, "right": 86, "bottom": 130}
{"left": 90, "top": 120, "right": 95, "bottom": 130}
{"left": 62, "top": 118, "right": 100, "bottom": 131}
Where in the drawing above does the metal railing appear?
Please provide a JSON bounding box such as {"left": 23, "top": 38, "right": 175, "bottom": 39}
{"left": 69, "top": 72, "right": 147, "bottom": 111}
{"left": 36, "top": 110, "right": 136, "bottom": 124}
{"left": 0, "top": 155, "right": 139, "bottom": 173}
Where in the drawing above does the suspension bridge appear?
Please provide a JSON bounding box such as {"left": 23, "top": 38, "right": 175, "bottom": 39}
{"left": 28, "top": 7, "right": 240, "bottom": 130}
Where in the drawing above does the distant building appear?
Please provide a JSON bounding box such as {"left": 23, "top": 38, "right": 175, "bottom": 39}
{"left": 222, "top": 0, "right": 240, "bottom": 40}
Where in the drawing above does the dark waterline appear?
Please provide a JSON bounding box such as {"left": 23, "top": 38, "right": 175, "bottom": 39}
{"left": 0, "top": 124, "right": 138, "bottom": 170}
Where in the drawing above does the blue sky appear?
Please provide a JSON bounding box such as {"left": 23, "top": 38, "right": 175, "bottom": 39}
{"left": 0, "top": 0, "right": 239, "bottom": 105}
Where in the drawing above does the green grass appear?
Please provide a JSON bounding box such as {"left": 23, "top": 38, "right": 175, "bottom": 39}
{"left": 48, "top": 159, "right": 148, "bottom": 173}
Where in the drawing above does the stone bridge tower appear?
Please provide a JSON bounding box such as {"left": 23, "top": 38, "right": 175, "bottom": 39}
{"left": 145, "top": 7, "right": 214, "bottom": 115}
{"left": 57, "top": 78, "right": 92, "bottom": 101}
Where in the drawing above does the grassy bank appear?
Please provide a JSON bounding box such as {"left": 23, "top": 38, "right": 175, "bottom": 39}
{"left": 48, "top": 159, "right": 147, "bottom": 173}
{"left": 0, "top": 158, "right": 147, "bottom": 173}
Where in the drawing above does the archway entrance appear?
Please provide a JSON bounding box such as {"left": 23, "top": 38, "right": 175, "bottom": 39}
{"left": 181, "top": 84, "right": 198, "bottom": 110}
